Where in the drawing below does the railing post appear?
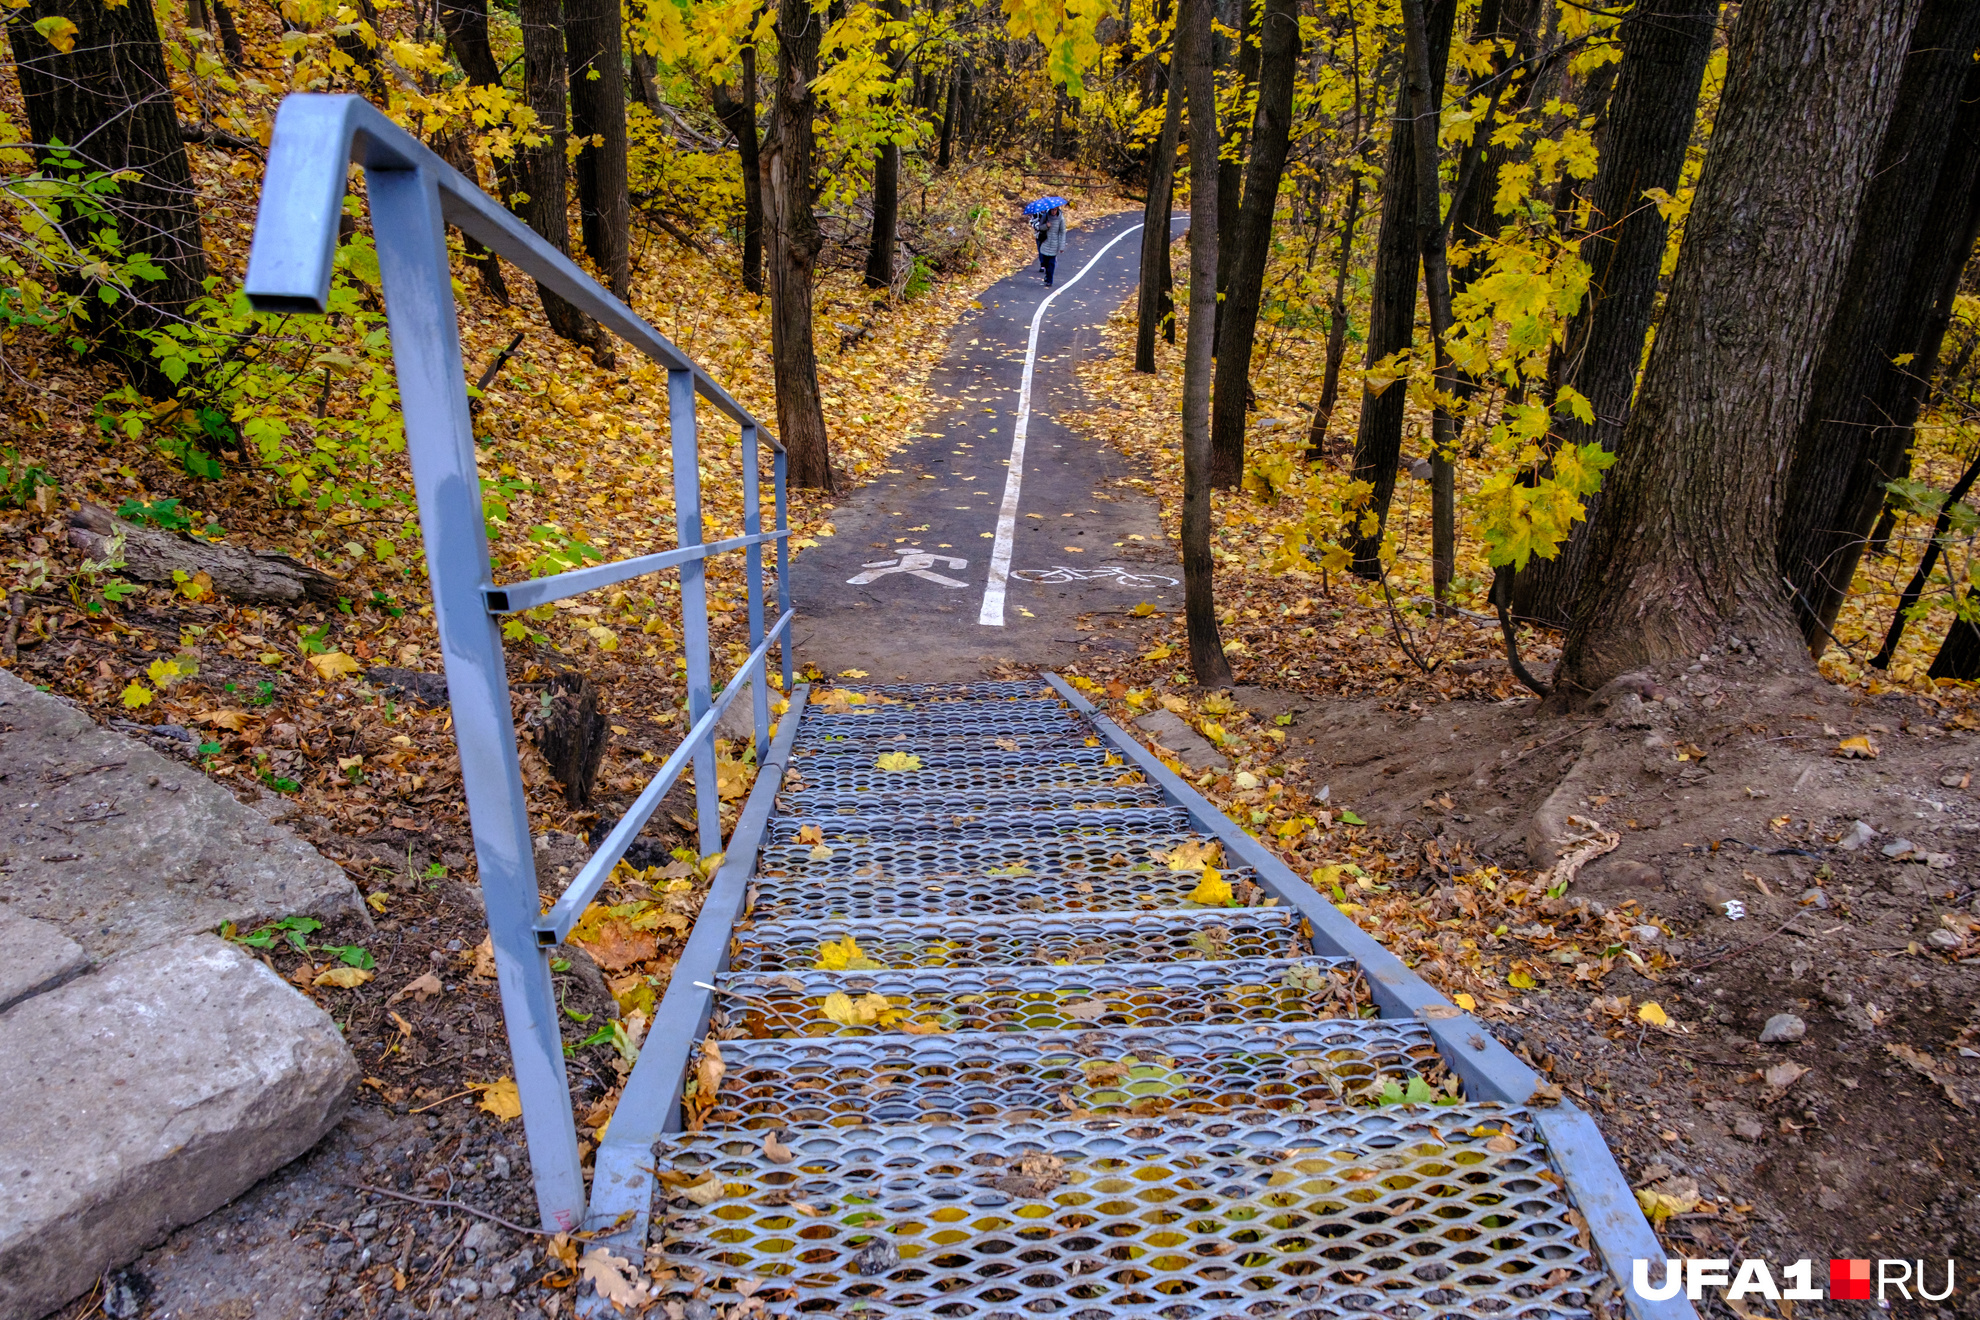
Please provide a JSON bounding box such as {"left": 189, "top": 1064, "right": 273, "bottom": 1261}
{"left": 366, "top": 166, "right": 586, "bottom": 1230}
{"left": 741, "top": 424, "right": 771, "bottom": 752}
{"left": 670, "top": 369, "right": 723, "bottom": 856}
{"left": 774, "top": 450, "right": 793, "bottom": 692}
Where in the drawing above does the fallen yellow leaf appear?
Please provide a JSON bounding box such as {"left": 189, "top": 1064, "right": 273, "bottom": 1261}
{"left": 875, "top": 751, "right": 922, "bottom": 772}
{"left": 477, "top": 1078, "right": 523, "bottom": 1120}
{"left": 1636, "top": 1001, "right": 1671, "bottom": 1027}
{"left": 313, "top": 965, "right": 374, "bottom": 988}
{"left": 1454, "top": 993, "right": 1478, "bottom": 1011}
{"left": 308, "top": 651, "right": 364, "bottom": 680}
{"left": 1836, "top": 735, "right": 1879, "bottom": 759}
{"left": 1187, "top": 868, "right": 1233, "bottom": 905}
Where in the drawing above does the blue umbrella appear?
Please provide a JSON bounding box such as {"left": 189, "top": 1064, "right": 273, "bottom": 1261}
{"left": 1022, "top": 195, "right": 1069, "bottom": 217}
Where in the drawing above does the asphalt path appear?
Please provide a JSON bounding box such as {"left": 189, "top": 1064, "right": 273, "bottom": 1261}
{"left": 791, "top": 208, "right": 1187, "bottom": 681}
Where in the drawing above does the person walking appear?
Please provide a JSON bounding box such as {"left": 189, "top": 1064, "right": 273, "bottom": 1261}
{"left": 1035, "top": 203, "right": 1066, "bottom": 287}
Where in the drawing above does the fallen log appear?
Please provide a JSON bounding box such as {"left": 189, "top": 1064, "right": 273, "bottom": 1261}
{"left": 66, "top": 504, "right": 342, "bottom": 605}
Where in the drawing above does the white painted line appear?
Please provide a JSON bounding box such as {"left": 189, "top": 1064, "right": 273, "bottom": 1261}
{"left": 978, "top": 221, "right": 1146, "bottom": 627}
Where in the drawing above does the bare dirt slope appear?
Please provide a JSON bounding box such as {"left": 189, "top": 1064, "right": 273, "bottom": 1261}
{"left": 1261, "top": 653, "right": 1980, "bottom": 1301}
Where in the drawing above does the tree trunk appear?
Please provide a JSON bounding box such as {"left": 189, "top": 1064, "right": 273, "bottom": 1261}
{"left": 1927, "top": 595, "right": 1980, "bottom": 680}
{"left": 1178, "top": 0, "right": 1232, "bottom": 687}
{"left": 1207, "top": 0, "right": 1298, "bottom": 487}
{"left": 567, "top": 0, "right": 631, "bottom": 301}
{"left": 1508, "top": 0, "right": 1718, "bottom": 626}
{"left": 1342, "top": 0, "right": 1457, "bottom": 579}
{"left": 5, "top": 0, "right": 208, "bottom": 398}
{"left": 761, "top": 0, "right": 834, "bottom": 489}
{"left": 936, "top": 66, "right": 958, "bottom": 169}
{"left": 630, "top": 51, "right": 659, "bottom": 108}
{"left": 1211, "top": 0, "right": 1257, "bottom": 350}
{"left": 712, "top": 44, "right": 765, "bottom": 294}
{"left": 435, "top": 0, "right": 511, "bottom": 303}
{"left": 1307, "top": 169, "right": 1361, "bottom": 456}
{"left": 1872, "top": 445, "right": 1980, "bottom": 669}
{"left": 1396, "top": 0, "right": 1462, "bottom": 606}
{"left": 863, "top": 0, "right": 906, "bottom": 291}
{"left": 333, "top": 0, "right": 380, "bottom": 81}
{"left": 438, "top": 0, "right": 501, "bottom": 85}
{"left": 1445, "top": 0, "right": 1541, "bottom": 285}
{"left": 1559, "top": 0, "right": 1927, "bottom": 694}
{"left": 211, "top": 0, "right": 243, "bottom": 65}
{"left": 517, "top": 0, "right": 610, "bottom": 359}
{"left": 1776, "top": 0, "right": 1980, "bottom": 655}
{"left": 1136, "top": 68, "right": 1184, "bottom": 373}
{"left": 956, "top": 60, "right": 974, "bottom": 158}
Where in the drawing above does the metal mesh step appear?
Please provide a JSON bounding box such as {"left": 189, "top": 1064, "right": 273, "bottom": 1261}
{"left": 768, "top": 808, "right": 1196, "bottom": 844}
{"left": 798, "top": 702, "right": 1089, "bottom": 734}
{"left": 650, "top": 1106, "right": 1604, "bottom": 1318}
{"left": 779, "top": 760, "right": 1143, "bottom": 801}
{"left": 697, "top": 1019, "right": 1444, "bottom": 1129}
{"left": 756, "top": 832, "right": 1223, "bottom": 879}
{"left": 749, "top": 868, "right": 1271, "bottom": 921}
{"left": 826, "top": 680, "right": 1056, "bottom": 702}
{"left": 730, "top": 910, "right": 1307, "bottom": 972}
{"left": 714, "top": 959, "right": 1361, "bottom": 1037}
{"left": 778, "top": 784, "right": 1171, "bottom": 817}
{"left": 786, "top": 746, "right": 1117, "bottom": 776}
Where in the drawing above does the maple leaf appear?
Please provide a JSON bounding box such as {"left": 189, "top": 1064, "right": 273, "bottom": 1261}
{"left": 1186, "top": 868, "right": 1233, "bottom": 906}
{"left": 121, "top": 682, "right": 153, "bottom": 709}
{"left": 875, "top": 751, "right": 921, "bottom": 771}
{"left": 307, "top": 651, "right": 363, "bottom": 680}
{"left": 577, "top": 1248, "right": 650, "bottom": 1311}
{"left": 815, "top": 935, "right": 886, "bottom": 971}
{"left": 477, "top": 1078, "right": 522, "bottom": 1120}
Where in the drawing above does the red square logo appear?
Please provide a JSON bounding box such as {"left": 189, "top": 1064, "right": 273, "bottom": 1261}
{"left": 1831, "top": 1259, "right": 1873, "bottom": 1300}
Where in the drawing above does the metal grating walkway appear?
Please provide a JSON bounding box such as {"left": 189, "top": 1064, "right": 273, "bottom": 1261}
{"left": 587, "top": 678, "right": 1689, "bottom": 1320}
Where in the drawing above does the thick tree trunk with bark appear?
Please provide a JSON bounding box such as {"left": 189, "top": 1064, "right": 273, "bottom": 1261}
{"left": 1207, "top": 0, "right": 1298, "bottom": 487}
{"left": 1559, "top": 0, "right": 1927, "bottom": 694}
{"left": 1508, "top": 0, "right": 1718, "bottom": 625}
{"left": 1136, "top": 70, "right": 1184, "bottom": 373}
{"left": 1342, "top": 0, "right": 1456, "bottom": 579}
{"left": 5, "top": 0, "right": 208, "bottom": 397}
{"left": 1928, "top": 598, "right": 1980, "bottom": 680}
{"left": 1178, "top": 0, "right": 1232, "bottom": 687}
{"left": 712, "top": 46, "right": 764, "bottom": 294}
{"left": 210, "top": 0, "right": 243, "bottom": 65}
{"left": 1777, "top": 2, "right": 1980, "bottom": 654}
{"left": 762, "top": 0, "right": 834, "bottom": 489}
{"left": 517, "top": 0, "right": 609, "bottom": 359}
{"left": 567, "top": 0, "right": 631, "bottom": 300}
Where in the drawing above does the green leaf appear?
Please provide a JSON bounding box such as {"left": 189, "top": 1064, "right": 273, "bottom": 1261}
{"left": 1339, "top": 809, "right": 1366, "bottom": 826}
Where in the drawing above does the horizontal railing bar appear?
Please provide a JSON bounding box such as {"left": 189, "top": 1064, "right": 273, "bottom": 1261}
{"left": 535, "top": 609, "right": 794, "bottom": 945}
{"left": 240, "top": 95, "right": 781, "bottom": 450}
{"left": 484, "top": 530, "right": 790, "bottom": 613}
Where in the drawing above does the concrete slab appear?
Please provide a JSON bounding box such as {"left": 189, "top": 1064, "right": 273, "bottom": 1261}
{"left": 0, "top": 912, "right": 87, "bottom": 1013}
{"left": 0, "top": 935, "right": 358, "bottom": 1319}
{"left": 1133, "top": 708, "right": 1230, "bottom": 772}
{"left": 0, "top": 667, "right": 362, "bottom": 959}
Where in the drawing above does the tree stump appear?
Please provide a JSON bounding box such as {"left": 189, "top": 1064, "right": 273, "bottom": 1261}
{"left": 535, "top": 672, "right": 608, "bottom": 808}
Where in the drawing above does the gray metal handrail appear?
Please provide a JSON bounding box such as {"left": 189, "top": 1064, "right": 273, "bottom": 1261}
{"left": 243, "top": 93, "right": 795, "bottom": 1232}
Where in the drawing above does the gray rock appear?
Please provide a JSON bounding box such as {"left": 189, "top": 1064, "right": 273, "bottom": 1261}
{"left": 462, "top": 1221, "right": 509, "bottom": 1257}
{"left": 0, "top": 912, "right": 89, "bottom": 1013}
{"left": 1882, "top": 838, "right": 1920, "bottom": 861}
{"left": 0, "top": 936, "right": 358, "bottom": 1319}
{"left": 1758, "top": 1013, "right": 1806, "bottom": 1044}
{"left": 1798, "top": 888, "right": 1830, "bottom": 909}
{"left": 1927, "top": 929, "right": 1963, "bottom": 951}
{"left": 1630, "top": 925, "right": 1662, "bottom": 944}
{"left": 1732, "top": 1117, "right": 1765, "bottom": 1142}
{"left": 0, "top": 668, "right": 362, "bottom": 959}
{"left": 1838, "top": 820, "right": 1878, "bottom": 851}
{"left": 1132, "top": 709, "right": 1229, "bottom": 772}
